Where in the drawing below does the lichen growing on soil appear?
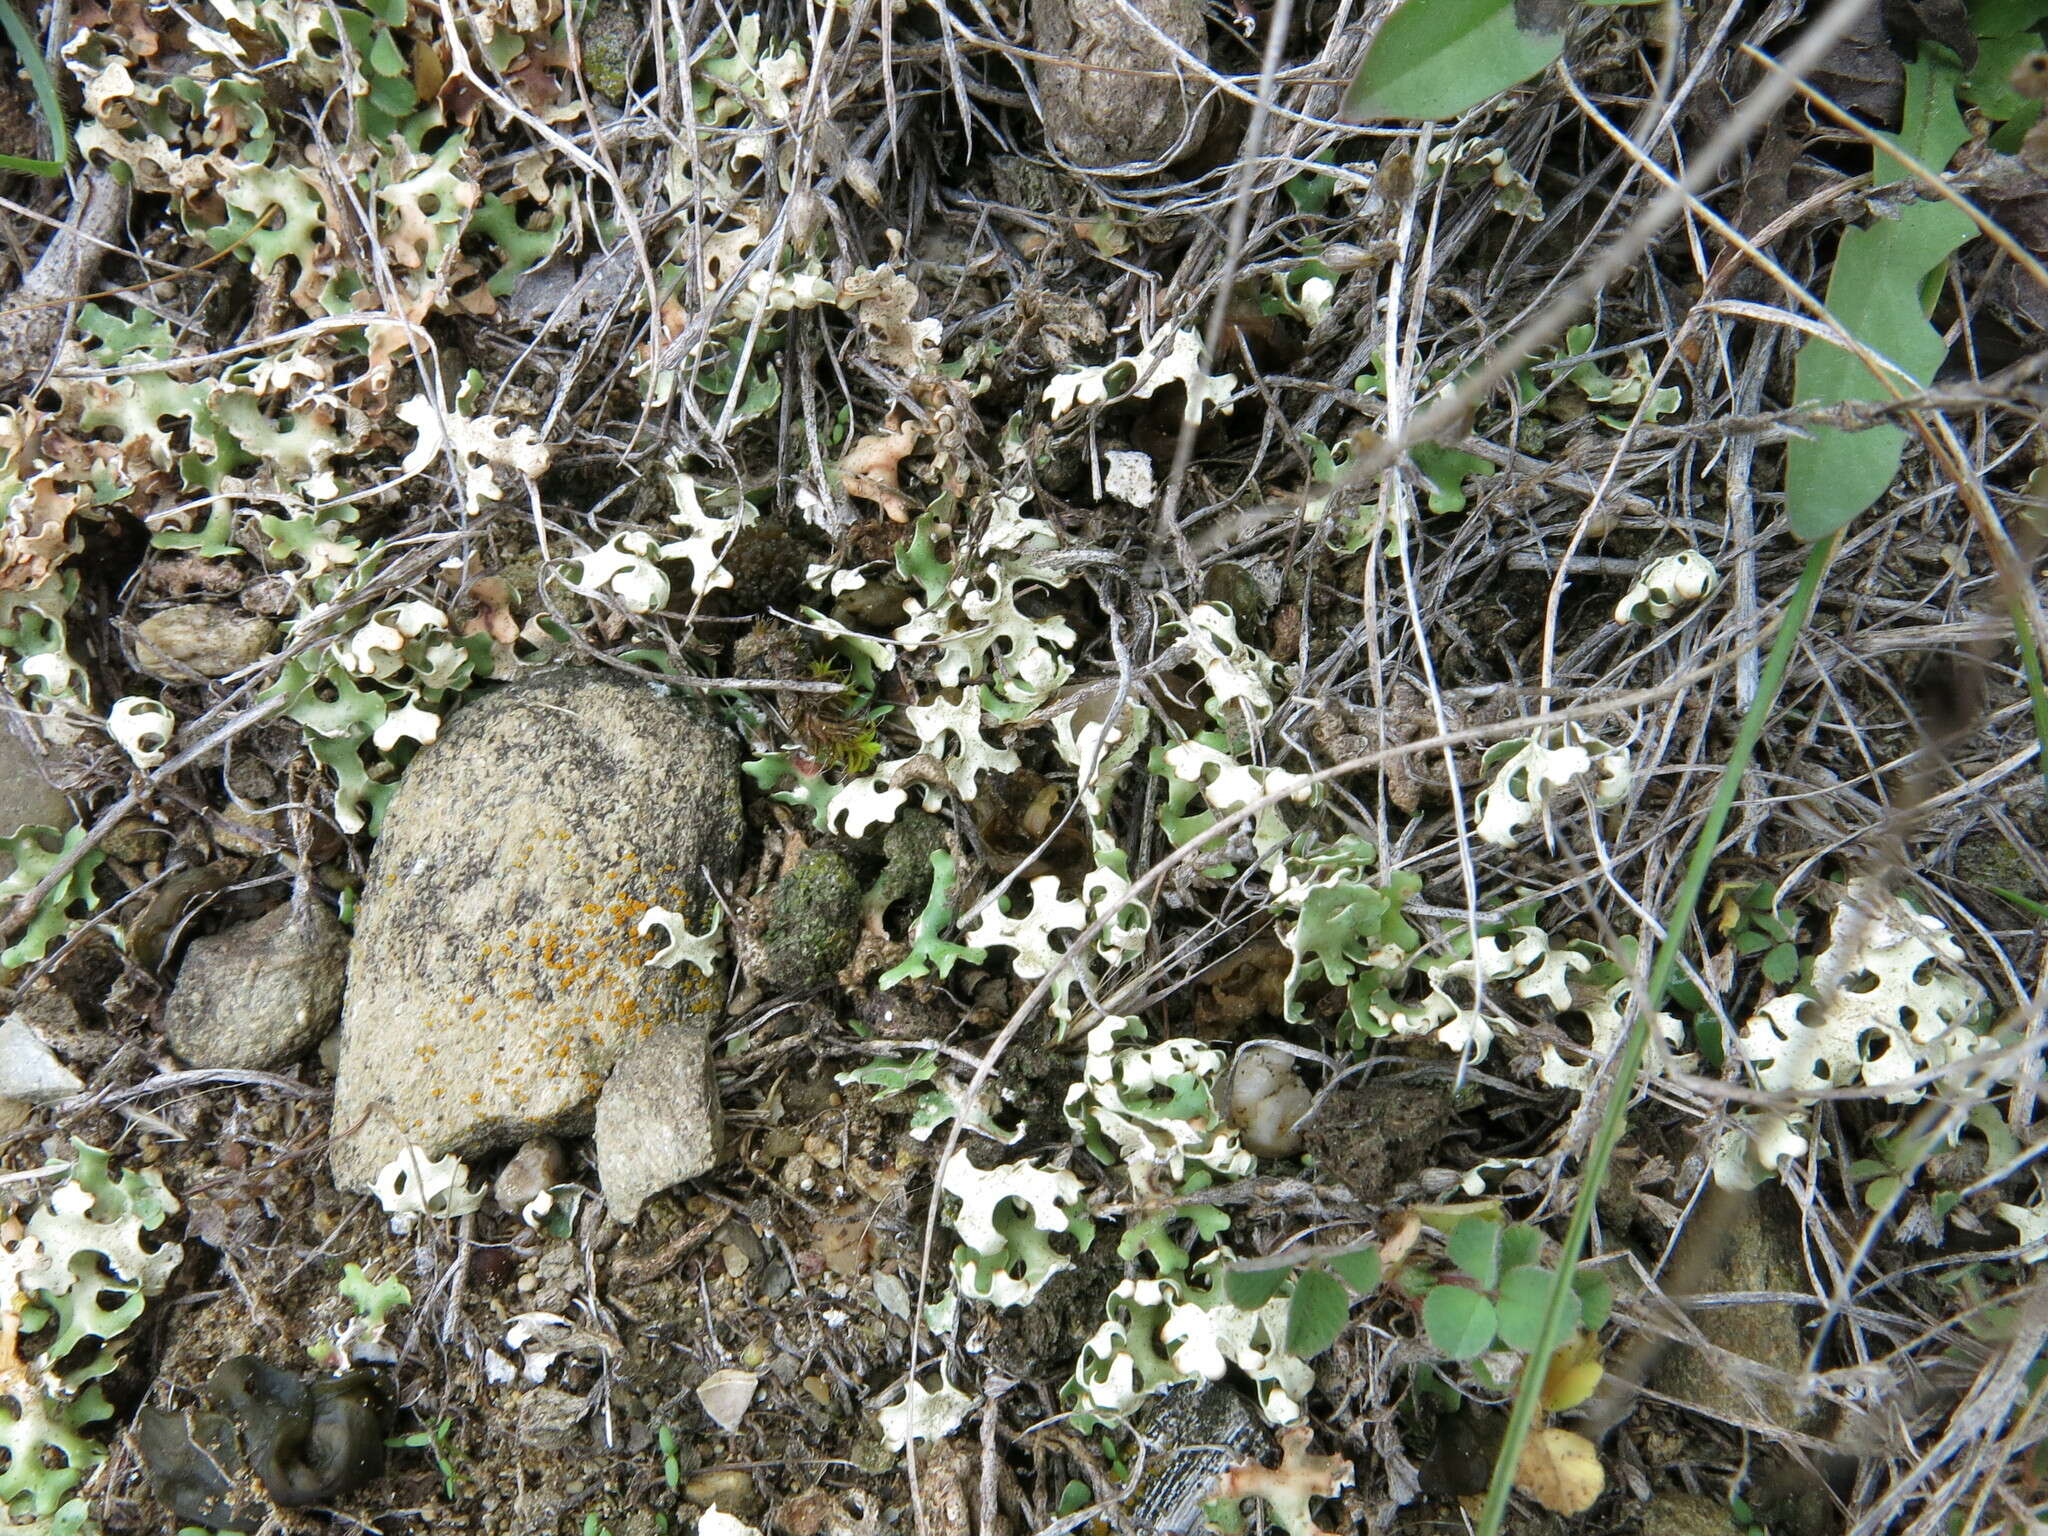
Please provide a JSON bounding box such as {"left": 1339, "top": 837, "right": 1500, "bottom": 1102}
{"left": 754, "top": 851, "right": 861, "bottom": 991}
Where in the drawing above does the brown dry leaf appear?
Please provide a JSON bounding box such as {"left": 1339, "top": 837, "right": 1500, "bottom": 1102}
{"left": 1378, "top": 1209, "right": 1423, "bottom": 1271}
{"left": 775, "top": 1489, "right": 878, "bottom": 1536}
{"left": 838, "top": 415, "right": 923, "bottom": 522}
{"left": 1213, "top": 1424, "right": 1354, "bottom": 1536}
{"left": 0, "top": 470, "right": 83, "bottom": 593}
{"left": 838, "top": 266, "right": 940, "bottom": 375}
{"left": 814, "top": 1212, "right": 877, "bottom": 1277}
{"left": 1513, "top": 1427, "right": 1604, "bottom": 1515}
{"left": 461, "top": 576, "right": 520, "bottom": 644}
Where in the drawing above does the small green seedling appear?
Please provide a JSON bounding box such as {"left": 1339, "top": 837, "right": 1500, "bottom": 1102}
{"left": 312, "top": 1262, "right": 412, "bottom": 1368}
{"left": 1712, "top": 880, "right": 1804, "bottom": 989}
{"left": 1222, "top": 1239, "right": 1384, "bottom": 1360}
{"left": 389, "top": 1416, "right": 462, "bottom": 1501}
{"left": 659, "top": 1425, "right": 681, "bottom": 1491}
{"left": 1399, "top": 1215, "right": 1612, "bottom": 1371}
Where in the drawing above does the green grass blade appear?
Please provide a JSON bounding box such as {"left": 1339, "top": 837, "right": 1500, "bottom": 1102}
{"left": 2014, "top": 595, "right": 2048, "bottom": 802}
{"left": 1474, "top": 537, "right": 1837, "bottom": 1536}
{"left": 0, "top": 0, "right": 69, "bottom": 176}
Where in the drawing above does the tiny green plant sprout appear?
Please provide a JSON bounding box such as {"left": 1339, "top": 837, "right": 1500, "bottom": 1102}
{"left": 391, "top": 1415, "right": 461, "bottom": 1502}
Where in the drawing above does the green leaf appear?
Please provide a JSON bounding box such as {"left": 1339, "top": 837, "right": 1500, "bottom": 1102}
{"left": 0, "top": 825, "right": 105, "bottom": 969}
{"left": 1423, "top": 1284, "right": 1499, "bottom": 1360}
{"left": 1573, "top": 1270, "right": 1613, "bottom": 1331}
{"left": 878, "top": 851, "right": 987, "bottom": 986}
{"left": 339, "top": 1263, "right": 411, "bottom": 1324}
{"left": 1990, "top": 886, "right": 2048, "bottom": 921}
{"left": 1763, "top": 942, "right": 1801, "bottom": 987}
{"left": 1288, "top": 159, "right": 1338, "bottom": 213}
{"left": 1498, "top": 1224, "right": 1544, "bottom": 1274}
{"left": 1225, "top": 1263, "right": 1294, "bottom": 1310}
{"left": 1783, "top": 56, "right": 1973, "bottom": 540}
{"left": 836, "top": 1050, "right": 941, "bottom": 1097}
{"left": 1329, "top": 1246, "right": 1382, "bottom": 1294}
{"left": 1448, "top": 1217, "right": 1502, "bottom": 1288}
{"left": 1343, "top": 0, "right": 1568, "bottom": 122}
{"left": 896, "top": 513, "right": 951, "bottom": 607}
{"left": 1284, "top": 1266, "right": 1352, "bottom": 1359}
{"left": 1493, "top": 1266, "right": 1554, "bottom": 1351}
{"left": 1964, "top": 31, "right": 2048, "bottom": 121}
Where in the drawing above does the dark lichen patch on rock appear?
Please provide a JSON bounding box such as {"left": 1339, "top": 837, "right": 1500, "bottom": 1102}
{"left": 330, "top": 669, "right": 742, "bottom": 1195}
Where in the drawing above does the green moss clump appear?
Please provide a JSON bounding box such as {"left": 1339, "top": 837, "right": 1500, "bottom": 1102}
{"left": 865, "top": 809, "right": 947, "bottom": 925}
{"left": 758, "top": 851, "right": 860, "bottom": 990}
{"left": 577, "top": 0, "right": 641, "bottom": 105}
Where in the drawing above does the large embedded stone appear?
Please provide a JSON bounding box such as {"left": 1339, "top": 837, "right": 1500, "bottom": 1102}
{"left": 594, "top": 1025, "right": 721, "bottom": 1224}
{"left": 329, "top": 669, "right": 741, "bottom": 1201}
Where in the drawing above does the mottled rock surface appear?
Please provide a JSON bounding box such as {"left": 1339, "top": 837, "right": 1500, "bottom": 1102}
{"left": 131, "top": 604, "right": 276, "bottom": 681}
{"left": 751, "top": 850, "right": 860, "bottom": 991}
{"left": 329, "top": 669, "right": 741, "bottom": 1200}
{"left": 1654, "top": 1188, "right": 1812, "bottom": 1425}
{"left": 0, "top": 733, "right": 70, "bottom": 872}
{"left": 1033, "top": 0, "right": 1211, "bottom": 170}
{"left": 161, "top": 900, "right": 350, "bottom": 1070}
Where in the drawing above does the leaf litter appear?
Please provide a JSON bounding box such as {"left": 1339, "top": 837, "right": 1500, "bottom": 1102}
{"left": 0, "top": 0, "right": 2044, "bottom": 1533}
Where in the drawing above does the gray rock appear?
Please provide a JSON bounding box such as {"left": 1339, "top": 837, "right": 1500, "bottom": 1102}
{"left": 1033, "top": 0, "right": 1211, "bottom": 170}
{"left": 494, "top": 1137, "right": 565, "bottom": 1220}
{"left": 329, "top": 669, "right": 741, "bottom": 1201}
{"left": 594, "top": 1025, "right": 721, "bottom": 1223}
{"left": 131, "top": 604, "right": 275, "bottom": 681}
{"left": 1654, "top": 1188, "right": 1812, "bottom": 1425}
{"left": 513, "top": 1387, "right": 590, "bottom": 1450}
{"left": 0, "top": 733, "right": 71, "bottom": 875}
{"left": 161, "top": 901, "right": 351, "bottom": 1069}
{"left": 0, "top": 1014, "right": 83, "bottom": 1102}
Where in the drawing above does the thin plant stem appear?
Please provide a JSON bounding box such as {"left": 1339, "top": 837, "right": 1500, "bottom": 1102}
{"left": 1475, "top": 534, "right": 1838, "bottom": 1536}
{"left": 2014, "top": 597, "right": 2048, "bottom": 802}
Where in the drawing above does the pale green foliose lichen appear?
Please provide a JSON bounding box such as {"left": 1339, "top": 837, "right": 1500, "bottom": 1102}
{"left": 0, "top": 1143, "right": 182, "bottom": 1535}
